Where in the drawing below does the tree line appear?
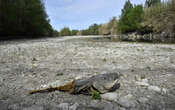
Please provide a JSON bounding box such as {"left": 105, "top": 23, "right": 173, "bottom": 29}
{"left": 0, "top": 0, "right": 58, "bottom": 39}
{"left": 59, "top": 17, "right": 118, "bottom": 36}
{"left": 59, "top": 0, "right": 175, "bottom": 38}
{"left": 1, "top": 0, "right": 174, "bottom": 39}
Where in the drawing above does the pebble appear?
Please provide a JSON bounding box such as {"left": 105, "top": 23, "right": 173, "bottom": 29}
{"left": 57, "top": 103, "right": 69, "bottom": 110}
{"left": 90, "top": 101, "right": 114, "bottom": 110}
{"left": 148, "top": 86, "right": 161, "bottom": 92}
{"left": 23, "top": 105, "right": 44, "bottom": 110}
{"left": 101, "top": 92, "right": 118, "bottom": 101}
{"left": 0, "top": 77, "right": 3, "bottom": 83}
{"left": 136, "top": 81, "right": 149, "bottom": 87}
{"left": 69, "top": 103, "right": 79, "bottom": 110}
{"left": 135, "top": 75, "right": 141, "bottom": 81}
{"left": 8, "top": 104, "right": 19, "bottom": 110}
{"left": 138, "top": 97, "right": 148, "bottom": 103}
{"left": 142, "top": 79, "right": 148, "bottom": 83}
{"left": 162, "top": 88, "right": 168, "bottom": 94}
{"left": 118, "top": 94, "right": 136, "bottom": 108}
{"left": 120, "top": 107, "right": 126, "bottom": 110}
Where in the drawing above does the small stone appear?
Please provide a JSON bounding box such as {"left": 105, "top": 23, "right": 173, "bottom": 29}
{"left": 0, "top": 77, "right": 3, "bottom": 83}
{"left": 69, "top": 103, "right": 79, "bottom": 110}
{"left": 57, "top": 103, "right": 69, "bottom": 110}
{"left": 103, "top": 102, "right": 115, "bottom": 110}
{"left": 101, "top": 92, "right": 118, "bottom": 101}
{"left": 136, "top": 81, "right": 149, "bottom": 87}
{"left": 120, "top": 107, "right": 126, "bottom": 110}
{"left": 135, "top": 75, "right": 141, "bottom": 81}
{"left": 8, "top": 104, "right": 19, "bottom": 110}
{"left": 32, "top": 63, "right": 37, "bottom": 67}
{"left": 148, "top": 86, "right": 161, "bottom": 92}
{"left": 90, "top": 101, "right": 114, "bottom": 110}
{"left": 138, "top": 97, "right": 148, "bottom": 103}
{"left": 162, "top": 88, "right": 168, "bottom": 94}
{"left": 141, "top": 79, "right": 148, "bottom": 83}
{"left": 118, "top": 94, "right": 135, "bottom": 108}
{"left": 23, "top": 105, "right": 44, "bottom": 110}
{"left": 75, "top": 76, "right": 83, "bottom": 80}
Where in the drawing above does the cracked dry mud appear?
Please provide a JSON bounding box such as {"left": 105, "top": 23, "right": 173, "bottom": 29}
{"left": 0, "top": 36, "right": 175, "bottom": 110}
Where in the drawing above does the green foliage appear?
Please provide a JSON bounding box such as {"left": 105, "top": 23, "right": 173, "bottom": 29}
{"left": 80, "top": 24, "right": 100, "bottom": 35}
{"left": 91, "top": 90, "right": 101, "bottom": 100}
{"left": 122, "top": 0, "right": 133, "bottom": 16}
{"left": 117, "top": 1, "right": 144, "bottom": 33}
{"left": 0, "top": 0, "right": 54, "bottom": 38}
{"left": 88, "top": 24, "right": 100, "bottom": 35}
{"left": 71, "top": 30, "right": 79, "bottom": 36}
{"left": 60, "top": 27, "right": 71, "bottom": 36}
{"left": 81, "top": 30, "right": 89, "bottom": 35}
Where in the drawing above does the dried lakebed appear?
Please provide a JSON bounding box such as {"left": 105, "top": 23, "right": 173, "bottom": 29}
{"left": 0, "top": 36, "right": 175, "bottom": 110}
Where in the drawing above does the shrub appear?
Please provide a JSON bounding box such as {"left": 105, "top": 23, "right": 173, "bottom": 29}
{"left": 117, "top": 2, "right": 144, "bottom": 33}
{"left": 88, "top": 24, "right": 100, "bottom": 35}
{"left": 80, "top": 24, "right": 100, "bottom": 35}
{"left": 91, "top": 90, "right": 101, "bottom": 100}
{"left": 60, "top": 27, "right": 71, "bottom": 36}
{"left": 71, "top": 30, "right": 79, "bottom": 36}
{"left": 81, "top": 29, "right": 89, "bottom": 35}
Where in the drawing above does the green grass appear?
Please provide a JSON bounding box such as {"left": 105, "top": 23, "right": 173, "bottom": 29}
{"left": 91, "top": 90, "right": 101, "bottom": 100}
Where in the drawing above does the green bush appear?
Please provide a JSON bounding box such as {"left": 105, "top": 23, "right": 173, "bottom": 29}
{"left": 81, "top": 30, "right": 89, "bottom": 35}
{"left": 88, "top": 24, "right": 100, "bottom": 35}
{"left": 71, "top": 30, "right": 79, "bottom": 36}
{"left": 80, "top": 24, "right": 100, "bottom": 35}
{"left": 91, "top": 90, "right": 101, "bottom": 100}
{"left": 60, "top": 27, "right": 71, "bottom": 36}
{"left": 117, "top": 1, "right": 144, "bottom": 33}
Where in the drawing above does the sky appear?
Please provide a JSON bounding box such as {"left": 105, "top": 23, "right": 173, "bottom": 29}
{"left": 45, "top": 0, "right": 145, "bottom": 31}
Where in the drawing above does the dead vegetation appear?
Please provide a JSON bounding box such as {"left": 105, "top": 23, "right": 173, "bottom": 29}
{"left": 143, "top": 0, "right": 175, "bottom": 36}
